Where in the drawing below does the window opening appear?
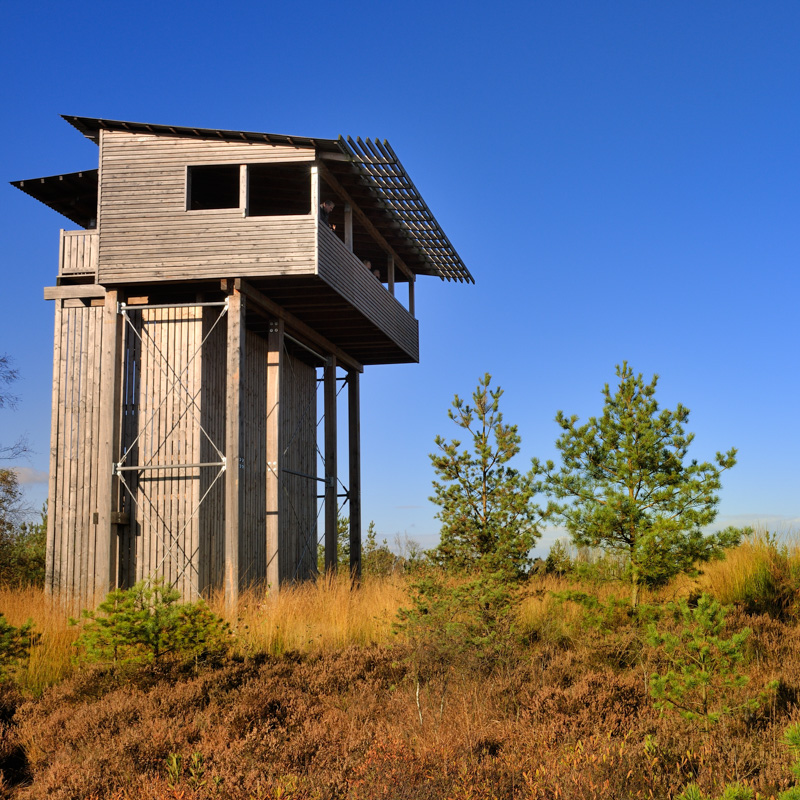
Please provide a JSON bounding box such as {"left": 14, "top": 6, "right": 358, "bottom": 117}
{"left": 248, "top": 163, "right": 311, "bottom": 216}
{"left": 187, "top": 165, "right": 240, "bottom": 210}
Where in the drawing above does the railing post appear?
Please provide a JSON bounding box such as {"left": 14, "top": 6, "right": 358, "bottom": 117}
{"left": 344, "top": 203, "right": 353, "bottom": 251}
{"left": 310, "top": 165, "right": 319, "bottom": 217}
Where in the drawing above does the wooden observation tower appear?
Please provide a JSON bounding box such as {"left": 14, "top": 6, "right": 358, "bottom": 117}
{"left": 12, "top": 116, "right": 473, "bottom": 609}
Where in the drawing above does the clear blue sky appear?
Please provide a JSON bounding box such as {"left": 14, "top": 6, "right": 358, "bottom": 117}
{"left": 2, "top": 0, "right": 798, "bottom": 555}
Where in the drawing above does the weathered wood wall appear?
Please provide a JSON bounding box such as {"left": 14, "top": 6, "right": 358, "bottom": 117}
{"left": 117, "top": 305, "right": 209, "bottom": 598}
{"left": 97, "top": 131, "right": 317, "bottom": 284}
{"left": 47, "top": 285, "right": 322, "bottom": 607}
{"left": 279, "top": 351, "right": 317, "bottom": 583}
{"left": 46, "top": 301, "right": 110, "bottom": 607}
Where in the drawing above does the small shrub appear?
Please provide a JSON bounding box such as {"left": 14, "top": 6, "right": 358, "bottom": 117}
{"left": 0, "top": 614, "right": 36, "bottom": 679}
{"left": 647, "top": 594, "right": 775, "bottom": 727}
{"left": 73, "top": 578, "right": 230, "bottom": 666}
{"left": 544, "top": 538, "right": 573, "bottom": 575}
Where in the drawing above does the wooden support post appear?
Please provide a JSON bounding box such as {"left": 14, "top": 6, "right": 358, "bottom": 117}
{"left": 310, "top": 165, "right": 320, "bottom": 216}
{"left": 239, "top": 164, "right": 249, "bottom": 217}
{"left": 45, "top": 300, "right": 64, "bottom": 595}
{"left": 348, "top": 370, "right": 361, "bottom": 584}
{"left": 225, "top": 290, "right": 246, "bottom": 611}
{"left": 324, "top": 356, "right": 338, "bottom": 574}
{"left": 344, "top": 203, "right": 353, "bottom": 251}
{"left": 94, "top": 289, "right": 122, "bottom": 602}
{"left": 266, "top": 317, "right": 283, "bottom": 590}
{"left": 388, "top": 254, "right": 395, "bottom": 296}
{"left": 409, "top": 275, "right": 416, "bottom": 317}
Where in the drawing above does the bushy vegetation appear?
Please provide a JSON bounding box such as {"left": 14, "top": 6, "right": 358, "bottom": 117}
{"left": 0, "top": 366, "right": 792, "bottom": 797}
{"left": 0, "top": 549, "right": 796, "bottom": 799}
{"left": 534, "top": 363, "right": 743, "bottom": 607}
{"left": 73, "top": 578, "right": 230, "bottom": 667}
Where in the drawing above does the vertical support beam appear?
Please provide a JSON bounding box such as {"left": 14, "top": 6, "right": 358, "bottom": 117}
{"left": 45, "top": 299, "right": 64, "bottom": 595}
{"left": 344, "top": 203, "right": 353, "bottom": 251}
{"left": 348, "top": 370, "right": 361, "bottom": 583}
{"left": 387, "top": 254, "right": 395, "bottom": 296}
{"left": 225, "top": 290, "right": 246, "bottom": 611}
{"left": 95, "top": 289, "right": 122, "bottom": 602}
{"left": 310, "top": 164, "right": 320, "bottom": 216}
{"left": 239, "top": 164, "right": 249, "bottom": 217}
{"left": 265, "top": 317, "right": 283, "bottom": 590}
{"left": 324, "top": 356, "right": 338, "bottom": 574}
{"left": 409, "top": 275, "right": 416, "bottom": 317}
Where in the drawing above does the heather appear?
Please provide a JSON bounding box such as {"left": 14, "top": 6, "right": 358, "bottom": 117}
{"left": 0, "top": 535, "right": 799, "bottom": 799}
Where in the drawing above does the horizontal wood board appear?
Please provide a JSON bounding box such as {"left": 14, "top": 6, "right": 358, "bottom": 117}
{"left": 98, "top": 131, "right": 317, "bottom": 282}
{"left": 317, "top": 224, "right": 419, "bottom": 361}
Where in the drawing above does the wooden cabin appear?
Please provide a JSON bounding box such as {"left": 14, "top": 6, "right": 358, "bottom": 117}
{"left": 12, "top": 115, "right": 472, "bottom": 609}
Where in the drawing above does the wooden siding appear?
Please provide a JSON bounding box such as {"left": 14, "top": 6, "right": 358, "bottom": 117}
{"left": 48, "top": 293, "right": 321, "bottom": 606}
{"left": 317, "top": 224, "right": 419, "bottom": 362}
{"left": 46, "top": 302, "right": 108, "bottom": 609}
{"left": 98, "top": 131, "right": 317, "bottom": 284}
{"left": 240, "top": 330, "right": 268, "bottom": 587}
{"left": 117, "top": 305, "right": 209, "bottom": 599}
{"left": 198, "top": 307, "right": 227, "bottom": 595}
{"left": 279, "top": 350, "right": 317, "bottom": 583}
{"left": 60, "top": 230, "right": 98, "bottom": 277}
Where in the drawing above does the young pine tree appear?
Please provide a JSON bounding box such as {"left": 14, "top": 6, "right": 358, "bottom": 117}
{"left": 430, "top": 373, "right": 550, "bottom": 578}
{"left": 536, "top": 363, "right": 742, "bottom": 607}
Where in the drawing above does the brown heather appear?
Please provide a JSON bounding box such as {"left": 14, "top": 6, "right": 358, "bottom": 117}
{"left": 0, "top": 535, "right": 799, "bottom": 799}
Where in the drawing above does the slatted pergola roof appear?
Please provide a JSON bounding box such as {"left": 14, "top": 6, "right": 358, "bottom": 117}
{"left": 11, "top": 116, "right": 473, "bottom": 284}
{"left": 338, "top": 136, "right": 470, "bottom": 283}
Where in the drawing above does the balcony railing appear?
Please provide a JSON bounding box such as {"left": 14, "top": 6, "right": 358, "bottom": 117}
{"left": 59, "top": 229, "right": 98, "bottom": 277}
{"left": 317, "top": 224, "right": 419, "bottom": 362}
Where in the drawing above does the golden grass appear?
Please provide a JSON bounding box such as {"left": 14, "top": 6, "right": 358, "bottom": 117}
{"left": 0, "top": 585, "right": 77, "bottom": 693}
{"left": 214, "top": 572, "right": 410, "bottom": 656}
{"left": 2, "top": 532, "right": 798, "bottom": 694}
{"left": 694, "top": 527, "right": 800, "bottom": 606}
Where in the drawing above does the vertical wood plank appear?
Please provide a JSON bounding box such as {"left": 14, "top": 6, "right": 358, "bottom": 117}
{"left": 240, "top": 164, "right": 249, "bottom": 217}
{"left": 224, "top": 290, "right": 245, "bottom": 610}
{"left": 45, "top": 300, "right": 64, "bottom": 595}
{"left": 324, "top": 356, "right": 337, "bottom": 574}
{"left": 310, "top": 165, "right": 319, "bottom": 216}
{"left": 387, "top": 254, "right": 395, "bottom": 296}
{"left": 409, "top": 275, "right": 416, "bottom": 317}
{"left": 266, "top": 318, "right": 283, "bottom": 590}
{"left": 348, "top": 369, "right": 361, "bottom": 583}
{"left": 95, "top": 290, "right": 121, "bottom": 601}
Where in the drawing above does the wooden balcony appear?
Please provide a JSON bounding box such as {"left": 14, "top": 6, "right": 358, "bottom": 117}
{"left": 59, "top": 230, "right": 98, "bottom": 277}
{"left": 92, "top": 215, "right": 418, "bottom": 365}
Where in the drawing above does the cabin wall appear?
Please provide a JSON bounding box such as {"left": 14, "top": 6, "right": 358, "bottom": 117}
{"left": 97, "top": 131, "right": 317, "bottom": 284}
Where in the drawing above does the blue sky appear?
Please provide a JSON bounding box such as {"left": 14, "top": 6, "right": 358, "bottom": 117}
{"left": 2, "top": 0, "right": 798, "bottom": 554}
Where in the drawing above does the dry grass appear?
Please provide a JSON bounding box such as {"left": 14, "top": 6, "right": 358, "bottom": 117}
{"left": 212, "top": 572, "right": 409, "bottom": 656}
{"left": 2, "top": 542, "right": 800, "bottom": 798}
{"left": 696, "top": 528, "right": 800, "bottom": 607}
{"left": 0, "top": 586, "right": 77, "bottom": 694}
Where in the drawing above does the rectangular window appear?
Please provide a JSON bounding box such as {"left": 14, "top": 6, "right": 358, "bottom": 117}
{"left": 187, "top": 165, "right": 240, "bottom": 210}
{"left": 248, "top": 163, "right": 311, "bottom": 216}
